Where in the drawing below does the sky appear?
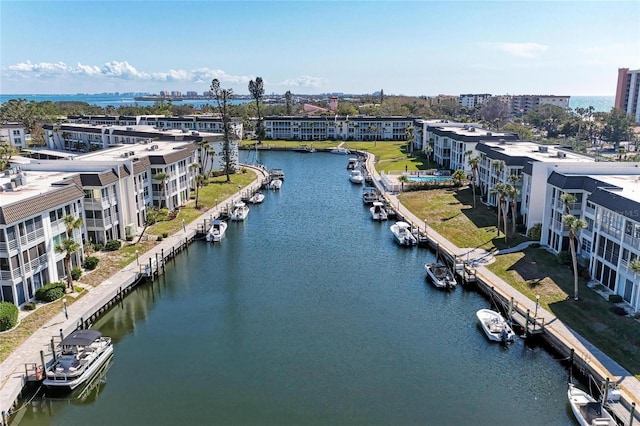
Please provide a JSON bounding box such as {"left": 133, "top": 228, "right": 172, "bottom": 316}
{"left": 1, "top": 1, "right": 639, "bottom": 97}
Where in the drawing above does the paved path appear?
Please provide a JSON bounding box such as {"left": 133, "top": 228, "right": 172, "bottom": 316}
{"left": 363, "top": 152, "right": 640, "bottom": 420}
{"left": 0, "top": 165, "right": 268, "bottom": 421}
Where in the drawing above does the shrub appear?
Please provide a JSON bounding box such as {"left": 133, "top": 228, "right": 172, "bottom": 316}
{"left": 35, "top": 282, "right": 66, "bottom": 303}
{"left": 71, "top": 266, "right": 82, "bottom": 280}
{"left": 84, "top": 256, "right": 99, "bottom": 270}
{"left": 162, "top": 232, "right": 169, "bottom": 238}
{"left": 23, "top": 301, "right": 36, "bottom": 311}
{"left": 157, "top": 236, "right": 163, "bottom": 241}
{"left": 0, "top": 302, "right": 19, "bottom": 331}
{"left": 105, "top": 240, "right": 122, "bottom": 251}
{"left": 610, "top": 305, "right": 627, "bottom": 316}
{"left": 527, "top": 223, "right": 542, "bottom": 241}
{"left": 93, "top": 243, "right": 104, "bottom": 252}
{"left": 609, "top": 294, "right": 623, "bottom": 303}
{"left": 125, "top": 235, "right": 134, "bottom": 241}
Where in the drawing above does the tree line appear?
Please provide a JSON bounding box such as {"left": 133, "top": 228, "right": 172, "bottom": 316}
{"left": 1, "top": 92, "right": 637, "bottom": 154}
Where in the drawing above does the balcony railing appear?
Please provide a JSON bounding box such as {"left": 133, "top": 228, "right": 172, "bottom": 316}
{"left": 19, "top": 228, "right": 45, "bottom": 245}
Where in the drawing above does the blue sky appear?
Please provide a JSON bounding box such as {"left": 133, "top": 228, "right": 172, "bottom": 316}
{"left": 1, "top": 1, "right": 639, "bottom": 96}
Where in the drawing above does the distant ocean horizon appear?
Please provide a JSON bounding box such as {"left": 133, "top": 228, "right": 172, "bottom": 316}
{"left": 0, "top": 93, "right": 615, "bottom": 113}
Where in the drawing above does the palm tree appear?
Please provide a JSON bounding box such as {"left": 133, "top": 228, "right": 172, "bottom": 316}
{"left": 398, "top": 174, "right": 409, "bottom": 192}
{"left": 452, "top": 169, "right": 466, "bottom": 186}
{"left": 490, "top": 182, "right": 509, "bottom": 242}
{"left": 190, "top": 163, "right": 202, "bottom": 208}
{"left": 153, "top": 172, "right": 170, "bottom": 209}
{"left": 467, "top": 155, "right": 480, "bottom": 209}
{"left": 405, "top": 125, "right": 414, "bottom": 154}
{"left": 55, "top": 238, "right": 80, "bottom": 291}
{"left": 560, "top": 193, "right": 576, "bottom": 214}
{"left": 55, "top": 214, "right": 84, "bottom": 291}
{"left": 506, "top": 183, "right": 520, "bottom": 236}
{"left": 564, "top": 214, "right": 587, "bottom": 301}
{"left": 63, "top": 214, "right": 83, "bottom": 238}
{"left": 630, "top": 259, "right": 640, "bottom": 275}
{"left": 248, "top": 77, "right": 265, "bottom": 145}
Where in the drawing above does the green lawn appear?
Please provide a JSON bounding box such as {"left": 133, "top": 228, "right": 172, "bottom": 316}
{"left": 148, "top": 171, "right": 258, "bottom": 236}
{"left": 399, "top": 186, "right": 528, "bottom": 251}
{"left": 489, "top": 248, "right": 640, "bottom": 376}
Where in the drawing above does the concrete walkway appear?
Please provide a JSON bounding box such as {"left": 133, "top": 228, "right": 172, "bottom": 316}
{"left": 0, "top": 165, "right": 268, "bottom": 421}
{"left": 363, "top": 152, "right": 640, "bottom": 420}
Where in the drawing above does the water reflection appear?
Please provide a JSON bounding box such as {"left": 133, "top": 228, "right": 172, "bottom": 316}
{"left": 13, "top": 151, "right": 576, "bottom": 425}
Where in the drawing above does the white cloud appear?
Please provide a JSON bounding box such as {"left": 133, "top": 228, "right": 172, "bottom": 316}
{"left": 2, "top": 60, "right": 331, "bottom": 93}
{"left": 281, "top": 75, "right": 328, "bottom": 88}
{"left": 8, "top": 61, "right": 70, "bottom": 77}
{"left": 72, "top": 62, "right": 102, "bottom": 76}
{"left": 480, "top": 42, "right": 549, "bottom": 58}
{"left": 2, "top": 61, "right": 256, "bottom": 85}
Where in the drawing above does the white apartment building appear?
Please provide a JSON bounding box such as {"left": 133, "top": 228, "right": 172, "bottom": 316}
{"left": 67, "top": 114, "right": 244, "bottom": 139}
{"left": 458, "top": 94, "right": 492, "bottom": 109}
{"left": 0, "top": 167, "right": 85, "bottom": 306}
{"left": 0, "top": 123, "right": 27, "bottom": 151}
{"left": 423, "top": 123, "right": 517, "bottom": 172}
{"left": 507, "top": 95, "right": 570, "bottom": 116}
{"left": 471, "top": 139, "right": 640, "bottom": 312}
{"left": 22, "top": 139, "right": 199, "bottom": 243}
{"left": 475, "top": 141, "right": 593, "bottom": 225}
{"left": 544, "top": 170, "right": 640, "bottom": 311}
{"left": 263, "top": 116, "right": 414, "bottom": 141}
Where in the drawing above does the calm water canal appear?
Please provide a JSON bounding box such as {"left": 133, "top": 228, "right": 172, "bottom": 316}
{"left": 15, "top": 151, "right": 575, "bottom": 425}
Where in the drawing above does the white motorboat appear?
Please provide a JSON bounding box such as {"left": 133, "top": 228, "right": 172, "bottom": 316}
{"left": 568, "top": 383, "right": 616, "bottom": 426}
{"left": 206, "top": 219, "right": 228, "bottom": 242}
{"left": 390, "top": 221, "right": 417, "bottom": 247}
{"left": 476, "top": 309, "right": 516, "bottom": 343}
{"left": 43, "top": 329, "right": 114, "bottom": 391}
{"left": 370, "top": 201, "right": 388, "bottom": 221}
{"left": 269, "top": 168, "right": 285, "bottom": 181}
{"left": 425, "top": 263, "right": 456, "bottom": 289}
{"left": 349, "top": 169, "right": 364, "bottom": 184}
{"left": 362, "top": 187, "right": 378, "bottom": 204}
{"left": 294, "top": 144, "right": 316, "bottom": 153}
{"left": 248, "top": 191, "right": 265, "bottom": 204}
{"left": 230, "top": 201, "right": 249, "bottom": 221}
{"left": 269, "top": 178, "right": 282, "bottom": 190}
{"left": 331, "top": 147, "right": 350, "bottom": 155}
{"left": 347, "top": 158, "right": 359, "bottom": 170}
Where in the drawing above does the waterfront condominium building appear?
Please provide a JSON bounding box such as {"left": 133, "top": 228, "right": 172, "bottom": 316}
{"left": 543, "top": 168, "right": 640, "bottom": 311}
{"left": 0, "top": 168, "right": 85, "bottom": 306}
{"left": 416, "top": 120, "right": 518, "bottom": 173}
{"left": 614, "top": 68, "right": 640, "bottom": 124}
{"left": 470, "top": 138, "right": 640, "bottom": 312}
{"left": 263, "top": 116, "right": 414, "bottom": 142}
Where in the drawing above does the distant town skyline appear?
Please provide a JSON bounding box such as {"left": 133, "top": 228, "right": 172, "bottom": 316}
{"left": 1, "top": 1, "right": 639, "bottom": 97}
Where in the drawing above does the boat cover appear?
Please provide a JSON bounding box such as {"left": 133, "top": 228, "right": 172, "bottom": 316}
{"left": 61, "top": 329, "right": 102, "bottom": 346}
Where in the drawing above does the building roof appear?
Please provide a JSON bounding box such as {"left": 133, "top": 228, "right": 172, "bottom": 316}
{"left": 548, "top": 170, "right": 640, "bottom": 220}
{"left": 0, "top": 170, "right": 84, "bottom": 224}
{"left": 478, "top": 140, "right": 593, "bottom": 165}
